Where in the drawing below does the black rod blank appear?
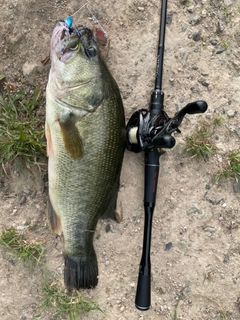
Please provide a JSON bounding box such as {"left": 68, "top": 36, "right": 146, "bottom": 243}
{"left": 135, "top": 0, "right": 168, "bottom": 311}
{"left": 155, "top": 0, "right": 168, "bottom": 91}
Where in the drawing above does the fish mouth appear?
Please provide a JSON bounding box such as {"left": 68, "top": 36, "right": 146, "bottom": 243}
{"left": 51, "top": 22, "right": 98, "bottom": 61}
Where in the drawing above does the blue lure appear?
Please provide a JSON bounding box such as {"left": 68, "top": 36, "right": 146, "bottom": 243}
{"left": 65, "top": 15, "right": 73, "bottom": 28}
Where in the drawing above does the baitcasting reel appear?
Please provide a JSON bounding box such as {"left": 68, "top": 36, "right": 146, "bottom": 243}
{"left": 126, "top": 95, "right": 208, "bottom": 153}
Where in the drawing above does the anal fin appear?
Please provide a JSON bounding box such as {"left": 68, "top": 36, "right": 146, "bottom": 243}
{"left": 48, "top": 199, "right": 62, "bottom": 234}
{"left": 102, "top": 180, "right": 123, "bottom": 223}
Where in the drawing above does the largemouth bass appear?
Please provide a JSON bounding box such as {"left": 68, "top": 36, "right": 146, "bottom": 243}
{"left": 45, "top": 22, "right": 125, "bottom": 290}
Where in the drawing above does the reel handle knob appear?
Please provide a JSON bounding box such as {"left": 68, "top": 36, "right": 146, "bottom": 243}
{"left": 184, "top": 100, "right": 208, "bottom": 114}
{"left": 152, "top": 134, "right": 175, "bottom": 148}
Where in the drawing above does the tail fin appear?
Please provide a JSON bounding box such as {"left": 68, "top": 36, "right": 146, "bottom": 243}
{"left": 64, "top": 253, "right": 98, "bottom": 290}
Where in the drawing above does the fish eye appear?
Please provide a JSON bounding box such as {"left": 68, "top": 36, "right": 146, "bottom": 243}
{"left": 85, "top": 47, "right": 97, "bottom": 58}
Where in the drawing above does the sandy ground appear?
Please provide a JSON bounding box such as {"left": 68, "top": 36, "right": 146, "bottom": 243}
{"left": 0, "top": 0, "right": 240, "bottom": 319}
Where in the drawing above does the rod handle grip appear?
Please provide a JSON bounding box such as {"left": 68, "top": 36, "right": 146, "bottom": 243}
{"left": 135, "top": 272, "right": 151, "bottom": 311}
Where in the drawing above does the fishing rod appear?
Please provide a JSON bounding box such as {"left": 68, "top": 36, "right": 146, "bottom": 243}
{"left": 126, "top": 0, "right": 208, "bottom": 311}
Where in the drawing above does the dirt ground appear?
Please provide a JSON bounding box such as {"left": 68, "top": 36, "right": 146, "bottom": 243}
{"left": 0, "top": 0, "right": 240, "bottom": 319}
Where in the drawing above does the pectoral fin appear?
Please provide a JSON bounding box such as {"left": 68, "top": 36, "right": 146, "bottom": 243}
{"left": 48, "top": 199, "right": 62, "bottom": 234}
{"left": 59, "top": 114, "right": 83, "bottom": 159}
{"left": 45, "top": 122, "right": 53, "bottom": 157}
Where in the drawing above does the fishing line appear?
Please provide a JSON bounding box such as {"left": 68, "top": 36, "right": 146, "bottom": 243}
{"left": 72, "top": 2, "right": 89, "bottom": 17}
{"left": 85, "top": 3, "right": 108, "bottom": 39}
{"left": 65, "top": 2, "right": 108, "bottom": 40}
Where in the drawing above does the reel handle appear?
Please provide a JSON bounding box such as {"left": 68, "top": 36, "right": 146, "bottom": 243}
{"left": 180, "top": 100, "right": 207, "bottom": 116}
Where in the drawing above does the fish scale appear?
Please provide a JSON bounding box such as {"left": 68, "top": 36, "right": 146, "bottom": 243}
{"left": 46, "top": 22, "right": 125, "bottom": 290}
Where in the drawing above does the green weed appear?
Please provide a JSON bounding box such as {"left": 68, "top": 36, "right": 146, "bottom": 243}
{"left": 184, "top": 122, "right": 218, "bottom": 160}
{"left": 223, "top": 6, "right": 230, "bottom": 17}
{"left": 173, "top": 302, "right": 180, "bottom": 320}
{"left": 36, "top": 271, "right": 103, "bottom": 320}
{"left": 218, "top": 310, "right": 232, "bottom": 319}
{"left": 0, "top": 87, "right": 46, "bottom": 167}
{"left": 213, "top": 114, "right": 223, "bottom": 126}
{"left": 221, "top": 41, "right": 230, "bottom": 48}
{"left": 215, "top": 152, "right": 240, "bottom": 181}
{"left": 0, "top": 227, "right": 44, "bottom": 264}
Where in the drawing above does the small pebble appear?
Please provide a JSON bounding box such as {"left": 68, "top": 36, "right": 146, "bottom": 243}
{"left": 30, "top": 190, "right": 37, "bottom": 199}
{"left": 224, "top": 0, "right": 232, "bottom": 6}
{"left": 105, "top": 224, "right": 111, "bottom": 233}
{"left": 137, "top": 7, "right": 144, "bottom": 11}
{"left": 165, "top": 242, "right": 173, "bottom": 251}
{"left": 201, "top": 81, "right": 209, "bottom": 87}
{"left": 120, "top": 306, "right": 125, "bottom": 312}
{"left": 22, "top": 187, "right": 31, "bottom": 195}
{"left": 191, "top": 14, "right": 201, "bottom": 25}
{"left": 233, "top": 93, "right": 240, "bottom": 103}
{"left": 16, "top": 226, "right": 25, "bottom": 231}
{"left": 9, "top": 259, "right": 15, "bottom": 266}
{"left": 166, "top": 15, "right": 172, "bottom": 24}
{"left": 187, "top": 5, "right": 194, "bottom": 13}
{"left": 233, "top": 180, "right": 240, "bottom": 194}
{"left": 216, "top": 47, "right": 226, "bottom": 54}
{"left": 201, "top": 9, "right": 207, "bottom": 17}
{"left": 215, "top": 197, "right": 223, "bottom": 205}
{"left": 203, "top": 227, "right": 216, "bottom": 233}
{"left": 210, "top": 39, "right": 218, "bottom": 46}
{"left": 192, "top": 30, "right": 201, "bottom": 41}
{"left": 182, "top": 287, "right": 191, "bottom": 296}
{"left": 130, "top": 104, "right": 138, "bottom": 110}
{"left": 57, "top": 267, "right": 62, "bottom": 275}
{"left": 223, "top": 255, "right": 230, "bottom": 263}
{"left": 227, "top": 109, "right": 235, "bottom": 117}
{"left": 187, "top": 205, "right": 200, "bottom": 214}
{"left": 19, "top": 195, "right": 27, "bottom": 205}
{"left": 10, "top": 209, "right": 18, "bottom": 216}
{"left": 216, "top": 21, "right": 224, "bottom": 33}
{"left": 182, "top": 25, "right": 187, "bottom": 32}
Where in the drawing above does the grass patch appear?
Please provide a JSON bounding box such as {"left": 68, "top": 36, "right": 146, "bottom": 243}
{"left": 0, "top": 227, "right": 44, "bottom": 264}
{"left": 36, "top": 272, "right": 103, "bottom": 320}
{"left": 213, "top": 114, "right": 223, "bottom": 126}
{"left": 221, "top": 41, "right": 230, "bottom": 48}
{"left": 214, "top": 151, "right": 240, "bottom": 181}
{"left": 0, "top": 87, "right": 46, "bottom": 167}
{"left": 184, "top": 121, "right": 218, "bottom": 160}
{"left": 218, "top": 310, "right": 232, "bottom": 319}
{"left": 0, "top": 228, "right": 101, "bottom": 319}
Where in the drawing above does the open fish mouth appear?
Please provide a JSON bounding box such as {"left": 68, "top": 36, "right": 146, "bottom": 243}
{"left": 51, "top": 22, "right": 98, "bottom": 61}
